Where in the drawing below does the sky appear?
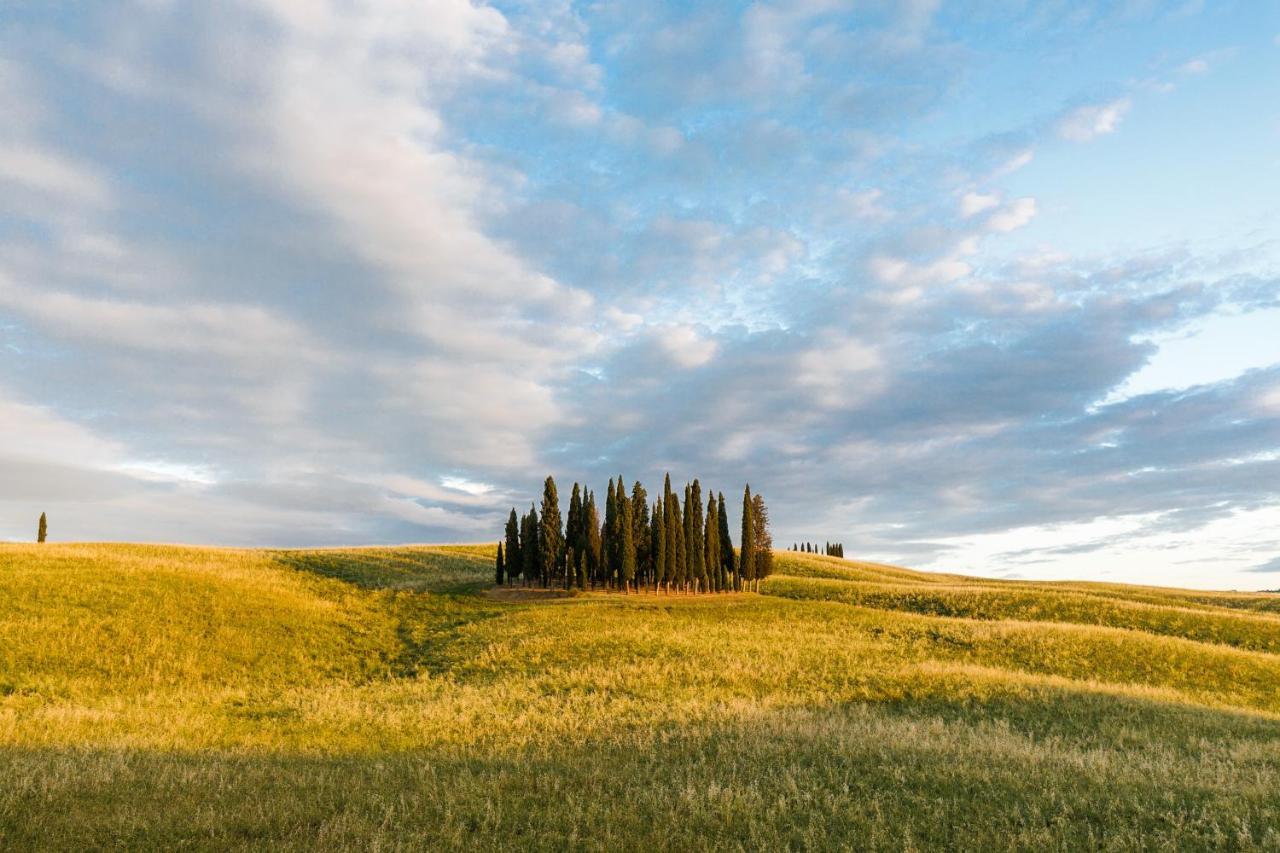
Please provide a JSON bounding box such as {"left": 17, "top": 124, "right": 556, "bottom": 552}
{"left": 1, "top": 0, "right": 1278, "bottom": 590}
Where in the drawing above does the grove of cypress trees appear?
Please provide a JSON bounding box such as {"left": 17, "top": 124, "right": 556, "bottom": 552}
{"left": 540, "top": 476, "right": 563, "bottom": 589}
{"left": 505, "top": 509, "right": 521, "bottom": 584}
{"left": 740, "top": 486, "right": 756, "bottom": 592}
{"left": 717, "top": 493, "right": 733, "bottom": 591}
{"left": 495, "top": 542, "right": 505, "bottom": 585}
{"left": 37, "top": 512, "right": 47, "bottom": 544}
{"left": 652, "top": 496, "right": 666, "bottom": 592}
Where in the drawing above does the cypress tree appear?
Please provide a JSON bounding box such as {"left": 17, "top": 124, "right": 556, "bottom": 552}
{"left": 603, "top": 482, "right": 617, "bottom": 588}
{"left": 717, "top": 492, "right": 733, "bottom": 591}
{"left": 752, "top": 492, "right": 773, "bottom": 591}
{"left": 652, "top": 497, "right": 666, "bottom": 592}
{"left": 37, "top": 512, "right": 47, "bottom": 544}
{"left": 662, "top": 475, "right": 677, "bottom": 591}
{"left": 704, "top": 499, "right": 720, "bottom": 592}
{"left": 495, "top": 542, "right": 505, "bottom": 585}
{"left": 521, "top": 507, "right": 539, "bottom": 586}
{"left": 669, "top": 490, "right": 685, "bottom": 591}
{"left": 740, "top": 486, "right": 756, "bottom": 591}
{"left": 504, "top": 509, "right": 521, "bottom": 584}
{"left": 586, "top": 491, "right": 602, "bottom": 588}
{"left": 631, "top": 481, "right": 649, "bottom": 588}
{"left": 689, "top": 480, "right": 705, "bottom": 592}
{"left": 619, "top": 481, "right": 636, "bottom": 592}
{"left": 540, "top": 476, "right": 563, "bottom": 588}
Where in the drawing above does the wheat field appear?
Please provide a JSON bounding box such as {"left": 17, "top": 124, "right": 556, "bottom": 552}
{"left": 2, "top": 542, "right": 1278, "bottom": 850}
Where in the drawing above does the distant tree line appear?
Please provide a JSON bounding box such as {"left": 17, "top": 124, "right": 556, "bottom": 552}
{"left": 791, "top": 541, "right": 843, "bottom": 557}
{"left": 495, "top": 475, "right": 773, "bottom": 593}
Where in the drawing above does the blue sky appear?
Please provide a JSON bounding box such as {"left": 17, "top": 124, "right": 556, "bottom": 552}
{"left": 1, "top": 0, "right": 1278, "bottom": 589}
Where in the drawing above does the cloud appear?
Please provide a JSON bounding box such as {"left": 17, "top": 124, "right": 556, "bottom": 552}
{"left": 1055, "top": 98, "right": 1132, "bottom": 142}
{"left": 984, "top": 197, "right": 1038, "bottom": 233}
{"left": 960, "top": 191, "right": 1000, "bottom": 218}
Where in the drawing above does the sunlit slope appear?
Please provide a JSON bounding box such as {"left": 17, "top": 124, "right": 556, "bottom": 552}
{"left": 2, "top": 543, "right": 1278, "bottom": 850}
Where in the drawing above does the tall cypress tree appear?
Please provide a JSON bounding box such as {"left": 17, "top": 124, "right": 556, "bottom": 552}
{"left": 689, "top": 479, "right": 706, "bottom": 592}
{"left": 704, "top": 499, "right": 720, "bottom": 593}
{"left": 717, "top": 492, "right": 733, "bottom": 591}
{"left": 586, "top": 491, "right": 602, "bottom": 588}
{"left": 619, "top": 480, "right": 636, "bottom": 592}
{"left": 652, "top": 496, "right": 666, "bottom": 592}
{"left": 752, "top": 492, "right": 773, "bottom": 591}
{"left": 669, "top": 490, "right": 685, "bottom": 591}
{"left": 540, "top": 476, "right": 563, "bottom": 589}
{"left": 495, "top": 542, "right": 505, "bottom": 586}
{"left": 631, "top": 481, "right": 649, "bottom": 588}
{"left": 522, "top": 505, "right": 540, "bottom": 586}
{"left": 504, "top": 509, "right": 521, "bottom": 584}
{"left": 37, "top": 512, "right": 47, "bottom": 544}
{"left": 662, "top": 475, "right": 677, "bottom": 591}
{"left": 602, "top": 482, "right": 617, "bottom": 588}
{"left": 740, "top": 486, "right": 756, "bottom": 591}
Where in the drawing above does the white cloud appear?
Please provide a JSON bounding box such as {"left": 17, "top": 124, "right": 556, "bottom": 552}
{"left": 1055, "top": 97, "right": 1131, "bottom": 142}
{"left": 960, "top": 191, "right": 999, "bottom": 218}
{"left": 658, "top": 324, "right": 718, "bottom": 368}
{"left": 796, "top": 334, "right": 884, "bottom": 408}
{"left": 0, "top": 143, "right": 111, "bottom": 207}
{"left": 984, "top": 196, "right": 1038, "bottom": 233}
{"left": 1180, "top": 58, "right": 1209, "bottom": 74}
{"left": 838, "top": 188, "right": 893, "bottom": 222}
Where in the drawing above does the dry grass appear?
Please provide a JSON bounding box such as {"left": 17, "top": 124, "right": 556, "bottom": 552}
{"left": 2, "top": 542, "right": 1278, "bottom": 850}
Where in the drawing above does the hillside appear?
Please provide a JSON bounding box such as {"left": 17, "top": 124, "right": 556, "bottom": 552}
{"left": 2, "top": 543, "right": 1279, "bottom": 850}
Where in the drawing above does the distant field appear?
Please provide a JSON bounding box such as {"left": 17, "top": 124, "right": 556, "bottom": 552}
{"left": 2, "top": 543, "right": 1279, "bottom": 850}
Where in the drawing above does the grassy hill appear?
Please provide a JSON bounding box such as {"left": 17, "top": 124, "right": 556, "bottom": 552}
{"left": 2, "top": 543, "right": 1279, "bottom": 850}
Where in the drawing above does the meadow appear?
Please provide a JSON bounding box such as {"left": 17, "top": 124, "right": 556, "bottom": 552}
{"left": 2, "top": 542, "right": 1279, "bottom": 850}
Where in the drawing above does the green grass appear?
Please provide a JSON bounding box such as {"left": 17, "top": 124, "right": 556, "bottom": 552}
{"left": 2, "top": 543, "right": 1279, "bottom": 850}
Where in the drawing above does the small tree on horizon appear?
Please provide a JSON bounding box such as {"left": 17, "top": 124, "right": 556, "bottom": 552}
{"left": 37, "top": 512, "right": 47, "bottom": 544}
{"left": 495, "top": 542, "right": 505, "bottom": 585}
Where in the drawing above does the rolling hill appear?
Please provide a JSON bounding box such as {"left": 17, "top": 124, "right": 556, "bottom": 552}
{"left": 2, "top": 542, "right": 1278, "bottom": 850}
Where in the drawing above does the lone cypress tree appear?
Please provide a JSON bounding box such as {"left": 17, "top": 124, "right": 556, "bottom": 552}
{"left": 495, "top": 542, "right": 505, "bottom": 585}
{"left": 504, "top": 509, "right": 521, "bottom": 584}
{"left": 37, "top": 512, "right": 47, "bottom": 544}
{"left": 717, "top": 492, "right": 733, "bottom": 591}
{"left": 740, "top": 486, "right": 756, "bottom": 592}
{"left": 540, "top": 476, "right": 563, "bottom": 588}
{"left": 752, "top": 492, "right": 773, "bottom": 590}
{"left": 652, "top": 496, "right": 666, "bottom": 592}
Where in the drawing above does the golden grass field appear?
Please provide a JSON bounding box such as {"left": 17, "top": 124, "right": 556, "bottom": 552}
{"left": 2, "top": 542, "right": 1279, "bottom": 850}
